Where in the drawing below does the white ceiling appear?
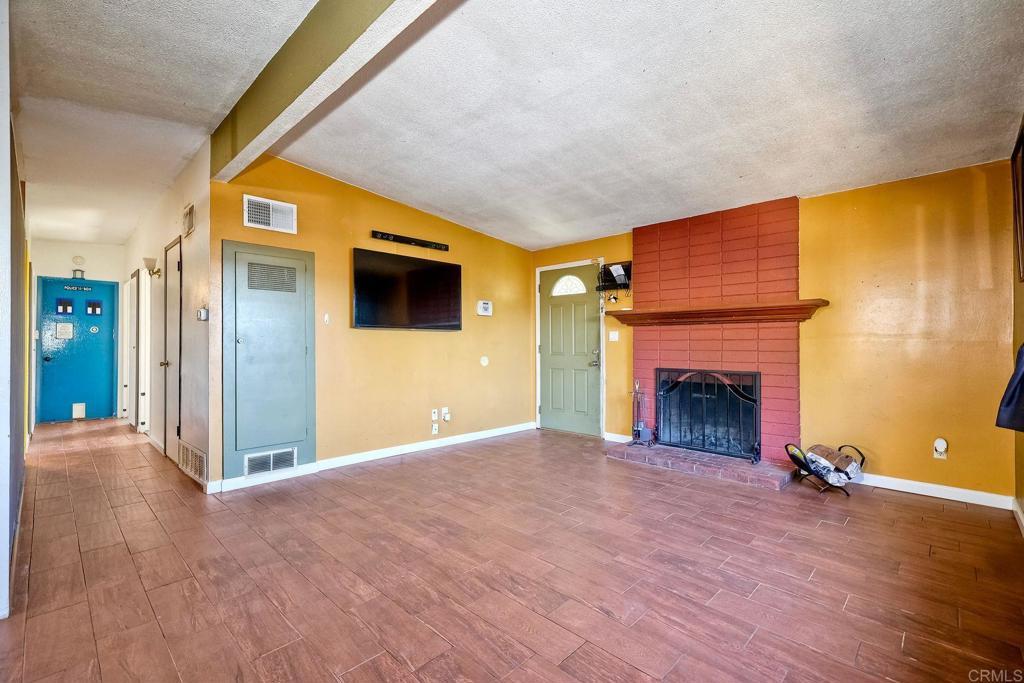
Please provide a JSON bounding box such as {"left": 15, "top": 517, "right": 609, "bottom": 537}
{"left": 278, "top": 0, "right": 1024, "bottom": 250}
{"left": 13, "top": 0, "right": 318, "bottom": 243}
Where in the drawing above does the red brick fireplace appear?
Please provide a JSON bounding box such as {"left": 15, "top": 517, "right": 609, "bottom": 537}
{"left": 629, "top": 197, "right": 801, "bottom": 464}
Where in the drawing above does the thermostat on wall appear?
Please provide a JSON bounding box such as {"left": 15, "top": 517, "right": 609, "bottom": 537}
{"left": 476, "top": 300, "right": 493, "bottom": 316}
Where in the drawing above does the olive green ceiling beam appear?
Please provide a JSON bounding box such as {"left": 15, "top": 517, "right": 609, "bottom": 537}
{"left": 211, "top": 0, "right": 439, "bottom": 181}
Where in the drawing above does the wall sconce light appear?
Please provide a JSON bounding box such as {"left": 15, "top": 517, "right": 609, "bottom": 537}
{"left": 142, "top": 257, "right": 162, "bottom": 279}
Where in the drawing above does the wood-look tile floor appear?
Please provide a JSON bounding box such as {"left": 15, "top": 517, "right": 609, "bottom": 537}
{"left": 2, "top": 419, "right": 1023, "bottom": 682}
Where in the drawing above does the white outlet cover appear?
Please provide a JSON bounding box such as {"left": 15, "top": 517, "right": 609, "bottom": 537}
{"left": 608, "top": 330, "right": 619, "bottom": 342}
{"left": 431, "top": 423, "right": 439, "bottom": 434}
{"left": 480, "top": 356, "right": 489, "bottom": 367}
{"left": 476, "top": 300, "right": 493, "bottom": 316}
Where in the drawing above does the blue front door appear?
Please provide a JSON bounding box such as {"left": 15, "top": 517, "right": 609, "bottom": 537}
{"left": 37, "top": 277, "right": 118, "bottom": 422}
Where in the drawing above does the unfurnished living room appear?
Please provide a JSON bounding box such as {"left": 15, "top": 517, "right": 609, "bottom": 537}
{"left": 1, "top": 1, "right": 1024, "bottom": 681}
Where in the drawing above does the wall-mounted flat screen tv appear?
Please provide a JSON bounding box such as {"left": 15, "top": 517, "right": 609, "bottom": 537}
{"left": 353, "top": 248, "right": 462, "bottom": 330}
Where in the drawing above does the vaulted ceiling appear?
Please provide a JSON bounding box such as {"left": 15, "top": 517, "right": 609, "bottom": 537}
{"left": 13, "top": 0, "right": 1024, "bottom": 249}
{"left": 277, "top": 0, "right": 1024, "bottom": 249}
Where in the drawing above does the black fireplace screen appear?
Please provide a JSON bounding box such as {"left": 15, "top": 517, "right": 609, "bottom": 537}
{"left": 656, "top": 368, "right": 761, "bottom": 462}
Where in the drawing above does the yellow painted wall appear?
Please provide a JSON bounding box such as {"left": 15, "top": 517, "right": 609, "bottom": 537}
{"left": 532, "top": 234, "right": 634, "bottom": 437}
{"left": 800, "top": 161, "right": 1014, "bottom": 495}
{"left": 1014, "top": 215, "right": 1024, "bottom": 511}
{"left": 208, "top": 156, "right": 534, "bottom": 480}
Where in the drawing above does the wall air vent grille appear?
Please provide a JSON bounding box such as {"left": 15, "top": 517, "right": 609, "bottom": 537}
{"left": 243, "top": 194, "right": 297, "bottom": 234}
{"left": 247, "top": 262, "right": 297, "bottom": 292}
{"left": 271, "top": 449, "right": 296, "bottom": 470}
{"left": 177, "top": 441, "right": 208, "bottom": 483}
{"left": 245, "top": 453, "right": 273, "bottom": 475}
{"left": 182, "top": 203, "right": 195, "bottom": 237}
{"left": 244, "top": 448, "right": 297, "bottom": 476}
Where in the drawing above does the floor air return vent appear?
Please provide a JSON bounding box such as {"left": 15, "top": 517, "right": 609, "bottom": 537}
{"left": 244, "top": 448, "right": 297, "bottom": 476}
{"left": 243, "top": 194, "right": 297, "bottom": 234}
{"left": 177, "top": 441, "right": 208, "bottom": 484}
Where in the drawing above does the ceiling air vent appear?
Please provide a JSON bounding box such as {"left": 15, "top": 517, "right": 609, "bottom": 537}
{"left": 243, "top": 194, "right": 297, "bottom": 234}
{"left": 245, "top": 448, "right": 297, "bottom": 476}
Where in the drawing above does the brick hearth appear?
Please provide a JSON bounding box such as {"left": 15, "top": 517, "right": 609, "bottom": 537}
{"left": 606, "top": 442, "right": 795, "bottom": 490}
{"left": 631, "top": 197, "right": 800, "bottom": 463}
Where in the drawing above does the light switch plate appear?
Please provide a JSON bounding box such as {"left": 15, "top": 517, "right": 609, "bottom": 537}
{"left": 476, "top": 300, "right": 493, "bottom": 316}
{"left": 431, "top": 408, "right": 439, "bottom": 420}
{"left": 608, "top": 330, "right": 619, "bottom": 342}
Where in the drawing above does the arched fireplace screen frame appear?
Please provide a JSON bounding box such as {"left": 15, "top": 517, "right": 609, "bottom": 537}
{"left": 655, "top": 368, "right": 761, "bottom": 462}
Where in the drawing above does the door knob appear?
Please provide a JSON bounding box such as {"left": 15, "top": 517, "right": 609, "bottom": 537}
{"left": 43, "top": 356, "right": 52, "bottom": 362}
{"left": 159, "top": 360, "right": 170, "bottom": 367}
{"left": 236, "top": 338, "right": 244, "bottom": 344}
{"left": 589, "top": 359, "right": 600, "bottom": 367}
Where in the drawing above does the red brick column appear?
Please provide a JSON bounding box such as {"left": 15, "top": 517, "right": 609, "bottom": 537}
{"left": 631, "top": 198, "right": 799, "bottom": 463}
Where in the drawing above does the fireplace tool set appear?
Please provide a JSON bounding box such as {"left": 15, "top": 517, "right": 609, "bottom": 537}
{"left": 630, "top": 380, "right": 655, "bottom": 447}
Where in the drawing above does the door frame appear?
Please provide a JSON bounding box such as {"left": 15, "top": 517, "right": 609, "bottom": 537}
{"left": 34, "top": 275, "right": 120, "bottom": 422}
{"left": 222, "top": 240, "right": 316, "bottom": 480}
{"left": 535, "top": 259, "right": 606, "bottom": 438}
{"left": 163, "top": 237, "right": 182, "bottom": 455}
{"left": 128, "top": 269, "right": 140, "bottom": 429}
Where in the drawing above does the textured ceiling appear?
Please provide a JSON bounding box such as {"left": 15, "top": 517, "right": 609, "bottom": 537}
{"left": 13, "top": 0, "right": 317, "bottom": 243}
{"left": 278, "top": 0, "right": 1024, "bottom": 250}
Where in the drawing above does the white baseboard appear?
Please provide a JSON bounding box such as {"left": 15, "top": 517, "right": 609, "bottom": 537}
{"left": 1013, "top": 497, "right": 1024, "bottom": 538}
{"left": 603, "top": 432, "right": 632, "bottom": 443}
{"left": 214, "top": 462, "right": 319, "bottom": 493}
{"left": 856, "top": 472, "right": 1014, "bottom": 510}
{"left": 204, "top": 422, "right": 537, "bottom": 494}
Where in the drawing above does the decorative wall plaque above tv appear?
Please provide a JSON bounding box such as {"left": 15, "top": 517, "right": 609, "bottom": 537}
{"left": 371, "top": 230, "right": 449, "bottom": 252}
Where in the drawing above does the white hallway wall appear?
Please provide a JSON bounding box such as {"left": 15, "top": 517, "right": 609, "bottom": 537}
{"left": 123, "top": 140, "right": 210, "bottom": 457}
{"left": 29, "top": 238, "right": 125, "bottom": 281}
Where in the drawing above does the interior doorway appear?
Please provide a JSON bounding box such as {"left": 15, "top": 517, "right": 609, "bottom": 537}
{"left": 36, "top": 276, "right": 118, "bottom": 422}
{"left": 163, "top": 238, "right": 182, "bottom": 456}
{"left": 126, "top": 270, "right": 140, "bottom": 428}
{"left": 536, "top": 261, "right": 604, "bottom": 437}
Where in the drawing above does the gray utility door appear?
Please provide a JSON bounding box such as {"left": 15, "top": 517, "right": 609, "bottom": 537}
{"left": 539, "top": 263, "right": 602, "bottom": 437}
{"left": 163, "top": 238, "right": 181, "bottom": 457}
{"left": 223, "top": 241, "right": 316, "bottom": 479}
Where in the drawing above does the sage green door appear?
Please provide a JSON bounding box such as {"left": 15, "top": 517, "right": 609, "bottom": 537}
{"left": 539, "top": 264, "right": 601, "bottom": 436}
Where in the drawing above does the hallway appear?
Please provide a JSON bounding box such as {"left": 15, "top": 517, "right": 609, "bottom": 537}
{"left": 2, "top": 422, "right": 1023, "bottom": 681}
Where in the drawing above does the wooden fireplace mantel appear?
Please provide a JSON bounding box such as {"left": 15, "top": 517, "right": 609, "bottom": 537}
{"left": 605, "top": 299, "right": 829, "bottom": 326}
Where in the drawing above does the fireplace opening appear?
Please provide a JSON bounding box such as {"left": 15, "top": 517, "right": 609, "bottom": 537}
{"left": 655, "top": 368, "right": 761, "bottom": 462}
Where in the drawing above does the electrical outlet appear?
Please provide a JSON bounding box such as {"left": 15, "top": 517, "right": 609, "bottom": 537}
{"left": 431, "top": 423, "right": 439, "bottom": 435}
{"left": 431, "top": 408, "right": 439, "bottom": 421}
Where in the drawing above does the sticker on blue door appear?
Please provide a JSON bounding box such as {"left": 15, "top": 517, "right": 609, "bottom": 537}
{"left": 38, "top": 277, "right": 118, "bottom": 422}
